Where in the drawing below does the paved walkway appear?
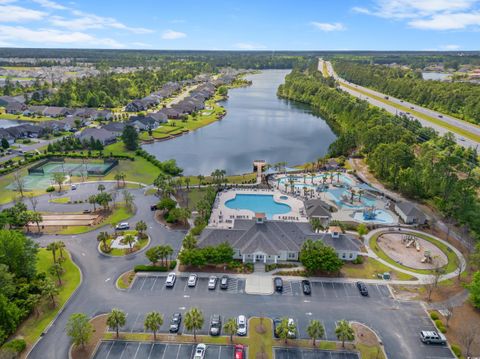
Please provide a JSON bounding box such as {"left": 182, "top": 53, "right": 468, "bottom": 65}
{"left": 364, "top": 228, "right": 466, "bottom": 285}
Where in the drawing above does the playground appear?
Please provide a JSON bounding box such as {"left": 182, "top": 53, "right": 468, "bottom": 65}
{"left": 376, "top": 232, "right": 448, "bottom": 270}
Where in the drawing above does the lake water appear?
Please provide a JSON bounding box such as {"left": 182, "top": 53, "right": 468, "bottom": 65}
{"left": 142, "top": 70, "right": 337, "bottom": 176}
{"left": 422, "top": 72, "right": 450, "bottom": 81}
{"left": 0, "top": 119, "right": 25, "bottom": 128}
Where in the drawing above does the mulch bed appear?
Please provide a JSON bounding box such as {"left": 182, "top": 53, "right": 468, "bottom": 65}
{"left": 178, "top": 263, "right": 253, "bottom": 274}
{"left": 71, "top": 314, "right": 107, "bottom": 359}
{"left": 155, "top": 212, "right": 190, "bottom": 230}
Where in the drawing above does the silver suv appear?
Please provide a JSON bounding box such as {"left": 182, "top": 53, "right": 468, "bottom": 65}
{"left": 420, "top": 331, "right": 446, "bottom": 345}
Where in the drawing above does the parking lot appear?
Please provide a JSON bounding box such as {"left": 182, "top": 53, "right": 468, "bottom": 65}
{"left": 275, "top": 348, "right": 359, "bottom": 359}
{"left": 93, "top": 341, "right": 235, "bottom": 359}
{"left": 129, "top": 275, "right": 245, "bottom": 295}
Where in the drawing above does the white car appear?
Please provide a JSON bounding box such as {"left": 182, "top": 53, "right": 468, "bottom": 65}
{"left": 208, "top": 276, "right": 217, "bottom": 290}
{"left": 237, "top": 315, "right": 247, "bottom": 336}
{"left": 71, "top": 184, "right": 77, "bottom": 190}
{"left": 165, "top": 272, "right": 176, "bottom": 287}
{"left": 193, "top": 343, "right": 206, "bottom": 359}
{"left": 287, "top": 318, "right": 296, "bottom": 339}
{"left": 187, "top": 274, "right": 198, "bottom": 287}
{"left": 115, "top": 222, "right": 129, "bottom": 230}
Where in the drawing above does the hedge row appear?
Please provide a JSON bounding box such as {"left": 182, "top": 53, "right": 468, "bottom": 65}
{"left": 134, "top": 260, "right": 176, "bottom": 272}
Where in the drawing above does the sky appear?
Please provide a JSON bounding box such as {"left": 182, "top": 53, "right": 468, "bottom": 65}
{"left": 0, "top": 0, "right": 479, "bottom": 51}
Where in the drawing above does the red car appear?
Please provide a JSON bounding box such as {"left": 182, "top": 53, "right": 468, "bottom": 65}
{"left": 234, "top": 344, "right": 244, "bottom": 359}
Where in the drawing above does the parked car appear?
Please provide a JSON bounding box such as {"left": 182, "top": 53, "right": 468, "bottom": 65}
{"left": 115, "top": 222, "right": 129, "bottom": 230}
{"left": 209, "top": 314, "right": 221, "bottom": 336}
{"left": 220, "top": 275, "right": 229, "bottom": 290}
{"left": 438, "top": 114, "right": 443, "bottom": 118}
{"left": 82, "top": 209, "right": 92, "bottom": 214}
{"left": 234, "top": 344, "right": 245, "bottom": 359}
{"left": 301, "top": 280, "right": 311, "bottom": 295}
{"left": 165, "top": 272, "right": 176, "bottom": 288}
{"left": 237, "top": 315, "right": 247, "bottom": 336}
{"left": 208, "top": 276, "right": 218, "bottom": 290}
{"left": 287, "top": 318, "right": 296, "bottom": 339}
{"left": 71, "top": 184, "right": 77, "bottom": 190}
{"left": 187, "top": 274, "right": 198, "bottom": 287}
{"left": 193, "top": 343, "right": 206, "bottom": 359}
{"left": 420, "top": 331, "right": 446, "bottom": 345}
{"left": 169, "top": 312, "right": 182, "bottom": 333}
{"left": 274, "top": 277, "right": 283, "bottom": 292}
{"left": 356, "top": 281, "right": 369, "bottom": 296}
{"left": 273, "top": 318, "right": 282, "bottom": 338}
{"left": 150, "top": 204, "right": 158, "bottom": 211}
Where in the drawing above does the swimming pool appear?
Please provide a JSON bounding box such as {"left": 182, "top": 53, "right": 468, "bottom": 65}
{"left": 225, "top": 194, "right": 291, "bottom": 219}
{"left": 353, "top": 210, "right": 395, "bottom": 224}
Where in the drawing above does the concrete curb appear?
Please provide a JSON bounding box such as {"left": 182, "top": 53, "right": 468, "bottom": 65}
{"left": 26, "top": 249, "right": 84, "bottom": 359}
{"left": 351, "top": 321, "right": 388, "bottom": 359}
{"left": 115, "top": 270, "right": 136, "bottom": 291}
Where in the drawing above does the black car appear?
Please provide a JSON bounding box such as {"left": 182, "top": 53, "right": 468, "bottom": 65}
{"left": 273, "top": 318, "right": 282, "bottom": 338}
{"left": 169, "top": 312, "right": 182, "bottom": 333}
{"left": 356, "top": 281, "right": 369, "bottom": 296}
{"left": 150, "top": 204, "right": 158, "bottom": 211}
{"left": 220, "top": 275, "right": 229, "bottom": 290}
{"left": 209, "top": 314, "right": 222, "bottom": 336}
{"left": 274, "top": 277, "right": 283, "bottom": 292}
{"left": 301, "top": 280, "right": 311, "bottom": 295}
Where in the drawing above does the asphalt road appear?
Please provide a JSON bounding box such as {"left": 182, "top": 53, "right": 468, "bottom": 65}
{"left": 319, "top": 59, "right": 480, "bottom": 149}
{"left": 23, "top": 183, "right": 454, "bottom": 359}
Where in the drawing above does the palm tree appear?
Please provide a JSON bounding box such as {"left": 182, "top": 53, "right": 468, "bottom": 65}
{"left": 306, "top": 319, "right": 325, "bottom": 347}
{"left": 335, "top": 320, "right": 355, "bottom": 348}
{"left": 107, "top": 309, "right": 126, "bottom": 339}
{"left": 49, "top": 262, "right": 63, "bottom": 286}
{"left": 184, "top": 307, "right": 204, "bottom": 342}
{"left": 197, "top": 175, "right": 204, "bottom": 188}
{"left": 223, "top": 318, "right": 238, "bottom": 343}
{"left": 47, "top": 242, "right": 59, "bottom": 263}
{"left": 164, "top": 245, "right": 174, "bottom": 266}
{"left": 123, "top": 234, "right": 136, "bottom": 252}
{"left": 97, "top": 184, "right": 105, "bottom": 193}
{"left": 97, "top": 231, "right": 109, "bottom": 252}
{"left": 56, "top": 241, "right": 66, "bottom": 260}
{"left": 135, "top": 220, "right": 147, "bottom": 237}
{"left": 185, "top": 177, "right": 191, "bottom": 191}
{"left": 144, "top": 311, "right": 163, "bottom": 340}
{"left": 88, "top": 195, "right": 97, "bottom": 211}
{"left": 40, "top": 278, "right": 59, "bottom": 308}
{"left": 114, "top": 173, "right": 122, "bottom": 188}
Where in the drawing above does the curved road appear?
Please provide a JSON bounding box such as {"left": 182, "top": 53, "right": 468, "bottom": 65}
{"left": 319, "top": 59, "right": 480, "bottom": 149}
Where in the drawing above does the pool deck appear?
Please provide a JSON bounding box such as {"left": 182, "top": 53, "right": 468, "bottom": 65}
{"left": 209, "top": 189, "right": 308, "bottom": 229}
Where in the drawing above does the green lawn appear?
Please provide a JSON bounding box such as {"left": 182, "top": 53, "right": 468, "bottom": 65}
{"left": 0, "top": 167, "right": 45, "bottom": 204}
{"left": 185, "top": 172, "right": 257, "bottom": 186}
{"left": 341, "top": 257, "right": 417, "bottom": 281}
{"left": 340, "top": 81, "right": 480, "bottom": 143}
{"left": 15, "top": 248, "right": 81, "bottom": 345}
{"left": 0, "top": 109, "right": 54, "bottom": 122}
{"left": 369, "top": 231, "right": 460, "bottom": 275}
{"left": 103, "top": 158, "right": 160, "bottom": 185}
{"left": 58, "top": 204, "right": 133, "bottom": 235}
{"left": 100, "top": 230, "right": 149, "bottom": 256}
{"left": 49, "top": 196, "right": 70, "bottom": 204}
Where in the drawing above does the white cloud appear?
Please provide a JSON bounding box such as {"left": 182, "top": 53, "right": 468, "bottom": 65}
{"left": 353, "top": 0, "right": 480, "bottom": 31}
{"left": 233, "top": 42, "right": 267, "bottom": 50}
{"left": 311, "top": 22, "right": 346, "bottom": 32}
{"left": 409, "top": 12, "right": 480, "bottom": 30}
{"left": 32, "top": 0, "right": 67, "bottom": 10}
{"left": 440, "top": 44, "right": 461, "bottom": 50}
{"left": 131, "top": 42, "right": 153, "bottom": 48}
{"left": 0, "top": 25, "right": 124, "bottom": 47}
{"left": 51, "top": 11, "right": 153, "bottom": 34}
{"left": 0, "top": 4, "right": 46, "bottom": 22}
{"left": 162, "top": 29, "right": 186, "bottom": 40}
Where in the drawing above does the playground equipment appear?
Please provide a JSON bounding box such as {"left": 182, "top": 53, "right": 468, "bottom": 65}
{"left": 402, "top": 234, "right": 421, "bottom": 251}
{"left": 421, "top": 250, "right": 433, "bottom": 264}
{"left": 363, "top": 206, "right": 377, "bottom": 220}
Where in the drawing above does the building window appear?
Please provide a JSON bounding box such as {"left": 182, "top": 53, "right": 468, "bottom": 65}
{"left": 288, "top": 252, "right": 295, "bottom": 259}
{"left": 342, "top": 253, "right": 346, "bottom": 259}
{"left": 349, "top": 253, "right": 353, "bottom": 259}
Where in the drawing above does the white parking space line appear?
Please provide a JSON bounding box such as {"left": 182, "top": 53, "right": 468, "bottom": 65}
{"left": 161, "top": 344, "right": 167, "bottom": 359}
{"left": 133, "top": 343, "right": 141, "bottom": 359}
{"left": 130, "top": 313, "right": 141, "bottom": 333}
{"left": 218, "top": 346, "right": 222, "bottom": 359}
{"left": 175, "top": 344, "right": 181, "bottom": 359}
{"left": 118, "top": 342, "right": 128, "bottom": 359}
{"left": 150, "top": 277, "right": 158, "bottom": 291}
{"left": 320, "top": 282, "right": 326, "bottom": 297}
{"left": 147, "top": 343, "right": 155, "bottom": 359}
{"left": 139, "top": 278, "right": 147, "bottom": 291}
{"left": 341, "top": 283, "right": 348, "bottom": 297}
{"left": 105, "top": 341, "right": 114, "bottom": 359}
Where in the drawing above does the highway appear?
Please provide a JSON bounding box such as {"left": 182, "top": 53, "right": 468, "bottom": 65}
{"left": 318, "top": 59, "right": 480, "bottom": 149}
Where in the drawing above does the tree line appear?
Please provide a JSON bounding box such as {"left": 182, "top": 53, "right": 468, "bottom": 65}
{"left": 332, "top": 60, "right": 480, "bottom": 124}
{"left": 277, "top": 68, "right": 480, "bottom": 242}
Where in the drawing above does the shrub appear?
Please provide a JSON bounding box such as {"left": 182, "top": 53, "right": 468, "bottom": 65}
{"left": 352, "top": 256, "right": 364, "bottom": 264}
{"left": 434, "top": 319, "right": 446, "bottom": 333}
{"left": 438, "top": 326, "right": 447, "bottom": 334}
{"left": 46, "top": 186, "right": 55, "bottom": 192}
{"left": 169, "top": 260, "right": 177, "bottom": 270}
{"left": 430, "top": 312, "right": 439, "bottom": 320}
{"left": 2, "top": 338, "right": 26, "bottom": 353}
{"left": 134, "top": 265, "right": 168, "bottom": 272}
{"left": 451, "top": 344, "right": 461, "bottom": 358}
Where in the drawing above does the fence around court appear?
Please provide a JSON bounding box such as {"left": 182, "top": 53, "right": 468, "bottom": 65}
{"left": 26, "top": 158, "right": 118, "bottom": 177}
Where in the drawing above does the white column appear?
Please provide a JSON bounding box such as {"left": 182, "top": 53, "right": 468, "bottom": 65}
{"left": 242, "top": 254, "right": 245, "bottom": 263}
{"left": 264, "top": 256, "right": 267, "bottom": 263}
{"left": 253, "top": 255, "right": 256, "bottom": 263}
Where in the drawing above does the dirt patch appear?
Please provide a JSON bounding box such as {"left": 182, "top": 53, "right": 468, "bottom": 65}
{"left": 437, "top": 302, "right": 480, "bottom": 357}
{"left": 377, "top": 233, "right": 447, "bottom": 269}
{"left": 155, "top": 211, "right": 190, "bottom": 230}
{"left": 352, "top": 322, "right": 378, "bottom": 347}
{"left": 391, "top": 278, "right": 468, "bottom": 302}
{"left": 71, "top": 314, "right": 107, "bottom": 359}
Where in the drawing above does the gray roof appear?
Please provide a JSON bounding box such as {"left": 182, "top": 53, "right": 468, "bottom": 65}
{"left": 77, "top": 127, "right": 116, "bottom": 143}
{"left": 396, "top": 201, "right": 426, "bottom": 221}
{"left": 304, "top": 199, "right": 332, "bottom": 218}
{"left": 198, "top": 219, "right": 359, "bottom": 256}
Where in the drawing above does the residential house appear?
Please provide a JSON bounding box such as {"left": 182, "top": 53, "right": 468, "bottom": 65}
{"left": 394, "top": 201, "right": 428, "bottom": 225}
{"left": 0, "top": 128, "right": 15, "bottom": 144}
{"left": 197, "top": 215, "right": 360, "bottom": 263}
{"left": 101, "top": 121, "right": 126, "bottom": 135}
{"left": 5, "top": 102, "right": 27, "bottom": 114}
{"left": 43, "top": 106, "right": 68, "bottom": 118}
{"left": 304, "top": 199, "right": 332, "bottom": 227}
{"left": 125, "top": 99, "right": 149, "bottom": 112}
{"left": 158, "top": 107, "right": 183, "bottom": 119}
{"left": 76, "top": 127, "right": 116, "bottom": 145}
